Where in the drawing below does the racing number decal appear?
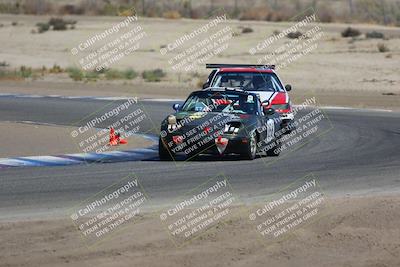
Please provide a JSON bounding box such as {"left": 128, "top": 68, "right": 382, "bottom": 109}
{"left": 266, "top": 119, "right": 275, "bottom": 143}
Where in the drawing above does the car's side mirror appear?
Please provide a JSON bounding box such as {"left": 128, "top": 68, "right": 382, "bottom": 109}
{"left": 202, "top": 83, "right": 210, "bottom": 89}
{"left": 172, "top": 103, "right": 180, "bottom": 111}
{"left": 285, "top": 84, "right": 292, "bottom": 91}
{"left": 261, "top": 100, "right": 274, "bottom": 115}
{"left": 262, "top": 100, "right": 270, "bottom": 106}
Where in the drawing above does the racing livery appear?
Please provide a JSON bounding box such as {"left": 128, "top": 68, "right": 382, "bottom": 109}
{"left": 203, "top": 64, "right": 294, "bottom": 130}
{"left": 159, "top": 88, "right": 282, "bottom": 160}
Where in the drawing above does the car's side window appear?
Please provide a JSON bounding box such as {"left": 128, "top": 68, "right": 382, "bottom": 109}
{"left": 271, "top": 76, "right": 284, "bottom": 92}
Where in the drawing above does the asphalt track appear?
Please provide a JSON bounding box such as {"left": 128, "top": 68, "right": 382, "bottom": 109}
{"left": 0, "top": 96, "right": 399, "bottom": 219}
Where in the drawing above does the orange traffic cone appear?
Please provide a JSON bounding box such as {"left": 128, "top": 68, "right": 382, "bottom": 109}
{"left": 109, "top": 127, "right": 118, "bottom": 146}
{"left": 115, "top": 132, "right": 128, "bottom": 145}
{"left": 109, "top": 127, "right": 128, "bottom": 146}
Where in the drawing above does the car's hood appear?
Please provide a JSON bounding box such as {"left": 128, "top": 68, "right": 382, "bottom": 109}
{"left": 173, "top": 111, "right": 255, "bottom": 128}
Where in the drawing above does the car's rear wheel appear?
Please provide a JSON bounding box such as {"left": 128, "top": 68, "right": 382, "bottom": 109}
{"left": 242, "top": 132, "right": 257, "bottom": 160}
{"left": 266, "top": 137, "right": 281, "bottom": 156}
{"left": 159, "top": 137, "right": 175, "bottom": 161}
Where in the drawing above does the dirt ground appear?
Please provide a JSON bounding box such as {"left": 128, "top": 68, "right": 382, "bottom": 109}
{"left": 0, "top": 14, "right": 399, "bottom": 267}
{"left": 0, "top": 195, "right": 399, "bottom": 267}
{"left": 0, "top": 122, "right": 153, "bottom": 158}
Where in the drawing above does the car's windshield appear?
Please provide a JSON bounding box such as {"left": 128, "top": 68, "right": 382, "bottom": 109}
{"left": 181, "top": 92, "right": 258, "bottom": 115}
{"left": 211, "top": 72, "right": 284, "bottom": 92}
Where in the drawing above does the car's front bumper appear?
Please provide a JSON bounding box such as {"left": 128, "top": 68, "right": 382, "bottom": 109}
{"left": 163, "top": 133, "right": 249, "bottom": 156}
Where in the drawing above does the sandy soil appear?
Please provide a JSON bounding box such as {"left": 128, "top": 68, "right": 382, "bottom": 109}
{"left": 0, "top": 122, "right": 153, "bottom": 158}
{"left": 0, "top": 195, "right": 399, "bottom": 267}
{"left": 0, "top": 15, "right": 399, "bottom": 110}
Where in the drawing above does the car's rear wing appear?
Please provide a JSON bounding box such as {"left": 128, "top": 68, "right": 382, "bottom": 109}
{"left": 206, "top": 63, "right": 275, "bottom": 70}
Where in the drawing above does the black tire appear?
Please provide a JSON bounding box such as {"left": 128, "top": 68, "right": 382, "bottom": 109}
{"left": 282, "top": 120, "right": 295, "bottom": 135}
{"left": 159, "top": 137, "right": 174, "bottom": 161}
{"left": 241, "top": 132, "right": 257, "bottom": 160}
{"left": 266, "top": 137, "right": 281, "bottom": 156}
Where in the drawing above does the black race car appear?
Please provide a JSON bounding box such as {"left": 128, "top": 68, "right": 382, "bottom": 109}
{"left": 159, "top": 88, "right": 282, "bottom": 160}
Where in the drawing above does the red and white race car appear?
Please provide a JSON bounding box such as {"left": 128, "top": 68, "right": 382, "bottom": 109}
{"left": 203, "top": 64, "right": 294, "bottom": 130}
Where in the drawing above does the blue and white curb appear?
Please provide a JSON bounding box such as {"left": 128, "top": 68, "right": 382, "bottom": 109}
{"left": 0, "top": 147, "right": 158, "bottom": 169}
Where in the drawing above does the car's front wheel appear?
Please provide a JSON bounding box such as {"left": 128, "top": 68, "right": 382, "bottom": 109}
{"left": 159, "top": 137, "right": 175, "bottom": 161}
{"left": 241, "top": 132, "right": 257, "bottom": 160}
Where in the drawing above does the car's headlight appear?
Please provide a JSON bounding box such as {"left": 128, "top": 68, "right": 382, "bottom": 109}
{"left": 167, "top": 115, "right": 180, "bottom": 132}
{"left": 168, "top": 115, "right": 177, "bottom": 125}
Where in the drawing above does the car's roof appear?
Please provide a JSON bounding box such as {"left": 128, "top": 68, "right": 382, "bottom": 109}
{"left": 194, "top": 88, "right": 257, "bottom": 97}
{"left": 219, "top": 67, "right": 274, "bottom": 73}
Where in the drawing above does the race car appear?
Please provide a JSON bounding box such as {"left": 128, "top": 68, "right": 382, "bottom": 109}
{"left": 202, "top": 64, "right": 294, "bottom": 131}
{"left": 159, "top": 88, "right": 282, "bottom": 160}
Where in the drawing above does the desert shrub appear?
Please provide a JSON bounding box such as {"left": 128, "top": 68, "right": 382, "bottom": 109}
{"left": 85, "top": 71, "right": 99, "bottom": 81}
{"left": 0, "top": 69, "right": 13, "bottom": 79}
{"left": 67, "top": 67, "right": 84, "bottom": 81}
{"left": 366, "top": 31, "right": 384, "bottom": 39}
{"left": 0, "top": 66, "right": 33, "bottom": 79}
{"left": 287, "top": 31, "right": 303, "bottom": 39}
{"left": 18, "top": 66, "right": 32, "bottom": 78}
{"left": 0, "top": 61, "right": 9, "bottom": 67}
{"left": 11, "top": 21, "right": 18, "bottom": 26}
{"left": 49, "top": 64, "right": 63, "bottom": 73}
{"left": 36, "top": 18, "right": 76, "bottom": 33}
{"left": 123, "top": 69, "right": 138, "bottom": 79}
{"left": 377, "top": 43, "right": 389, "bottom": 52}
{"left": 242, "top": 27, "right": 253, "bottom": 34}
{"left": 105, "top": 69, "right": 125, "bottom": 80}
{"left": 341, "top": 27, "right": 361, "bottom": 37}
{"left": 0, "top": 3, "right": 20, "bottom": 14}
{"left": 36, "top": 22, "right": 50, "bottom": 33}
{"left": 49, "top": 17, "right": 67, "bottom": 30}
{"left": 142, "top": 69, "right": 166, "bottom": 82}
{"left": 163, "top": 10, "right": 181, "bottom": 19}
